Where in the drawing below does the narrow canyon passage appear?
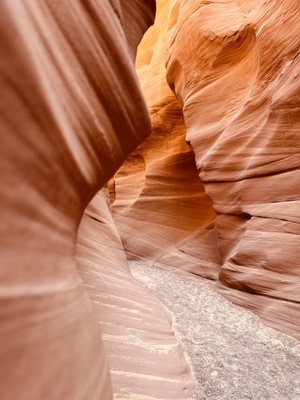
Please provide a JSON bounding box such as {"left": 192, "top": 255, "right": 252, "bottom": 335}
{"left": 1, "top": 0, "right": 300, "bottom": 399}
{"left": 129, "top": 261, "right": 300, "bottom": 400}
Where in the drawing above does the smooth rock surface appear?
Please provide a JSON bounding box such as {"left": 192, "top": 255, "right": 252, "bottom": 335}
{"left": 2, "top": 0, "right": 300, "bottom": 397}
{"left": 112, "top": 0, "right": 300, "bottom": 340}
{"left": 110, "top": 0, "right": 220, "bottom": 279}
{"left": 166, "top": 0, "right": 300, "bottom": 340}
{"left": 77, "top": 189, "right": 195, "bottom": 399}
{"left": 0, "top": 1, "right": 197, "bottom": 399}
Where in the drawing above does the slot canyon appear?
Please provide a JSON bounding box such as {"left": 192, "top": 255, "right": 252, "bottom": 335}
{"left": 0, "top": 0, "right": 299, "bottom": 399}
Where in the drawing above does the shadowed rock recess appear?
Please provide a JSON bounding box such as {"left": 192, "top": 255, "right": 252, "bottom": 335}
{"left": 1, "top": 0, "right": 299, "bottom": 400}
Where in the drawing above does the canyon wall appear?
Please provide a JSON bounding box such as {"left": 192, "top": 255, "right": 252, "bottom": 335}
{"left": 110, "top": 0, "right": 221, "bottom": 280}
{"left": 77, "top": 189, "right": 195, "bottom": 399}
{"left": 112, "top": 0, "right": 300, "bottom": 340}
{"left": 0, "top": 1, "right": 195, "bottom": 399}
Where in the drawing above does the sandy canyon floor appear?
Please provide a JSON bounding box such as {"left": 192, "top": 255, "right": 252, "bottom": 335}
{"left": 129, "top": 261, "right": 300, "bottom": 400}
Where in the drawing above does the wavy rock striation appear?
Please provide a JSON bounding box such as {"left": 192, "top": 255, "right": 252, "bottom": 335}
{"left": 112, "top": 0, "right": 300, "bottom": 340}
{"left": 77, "top": 189, "right": 195, "bottom": 399}
{"left": 111, "top": 0, "right": 220, "bottom": 280}
{"left": 0, "top": 1, "right": 195, "bottom": 399}
{"left": 166, "top": 0, "right": 300, "bottom": 340}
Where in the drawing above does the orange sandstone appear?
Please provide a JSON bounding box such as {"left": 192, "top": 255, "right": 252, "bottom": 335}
{"left": 111, "top": 0, "right": 220, "bottom": 279}
{"left": 112, "top": 0, "right": 300, "bottom": 340}
{"left": 0, "top": 1, "right": 195, "bottom": 399}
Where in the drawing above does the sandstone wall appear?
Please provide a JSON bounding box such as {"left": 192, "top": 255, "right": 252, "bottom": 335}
{"left": 112, "top": 0, "right": 300, "bottom": 340}
{"left": 77, "top": 189, "right": 195, "bottom": 399}
{"left": 0, "top": 1, "right": 195, "bottom": 399}
{"left": 111, "top": 0, "right": 221, "bottom": 280}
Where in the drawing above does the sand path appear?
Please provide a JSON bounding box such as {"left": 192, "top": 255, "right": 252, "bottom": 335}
{"left": 129, "top": 260, "right": 300, "bottom": 400}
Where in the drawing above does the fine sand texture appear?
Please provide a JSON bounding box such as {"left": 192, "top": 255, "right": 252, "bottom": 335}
{"left": 129, "top": 260, "right": 300, "bottom": 400}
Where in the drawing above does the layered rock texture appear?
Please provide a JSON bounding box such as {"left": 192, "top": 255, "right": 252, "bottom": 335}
{"left": 77, "top": 190, "right": 195, "bottom": 399}
{"left": 2, "top": 0, "right": 300, "bottom": 398}
{"left": 111, "top": 0, "right": 300, "bottom": 340}
{"left": 0, "top": 1, "right": 195, "bottom": 399}
{"left": 110, "top": 0, "right": 221, "bottom": 280}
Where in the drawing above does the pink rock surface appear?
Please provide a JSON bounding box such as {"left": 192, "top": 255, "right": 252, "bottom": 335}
{"left": 112, "top": 0, "right": 300, "bottom": 340}
{"left": 166, "top": 0, "right": 300, "bottom": 340}
{"left": 1, "top": 1, "right": 195, "bottom": 399}
{"left": 2, "top": 1, "right": 300, "bottom": 398}
{"left": 111, "top": 0, "right": 220, "bottom": 279}
{"left": 77, "top": 189, "right": 195, "bottom": 399}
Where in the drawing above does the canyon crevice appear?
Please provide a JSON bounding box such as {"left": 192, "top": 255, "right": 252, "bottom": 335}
{"left": 111, "top": 0, "right": 300, "bottom": 342}
{"left": 1, "top": 0, "right": 300, "bottom": 399}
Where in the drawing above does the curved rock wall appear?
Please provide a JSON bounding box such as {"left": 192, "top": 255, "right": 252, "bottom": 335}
{"left": 77, "top": 189, "right": 195, "bottom": 399}
{"left": 111, "top": 0, "right": 220, "bottom": 279}
{"left": 112, "top": 0, "right": 300, "bottom": 340}
{"left": 166, "top": 0, "right": 300, "bottom": 340}
{"left": 1, "top": 1, "right": 195, "bottom": 399}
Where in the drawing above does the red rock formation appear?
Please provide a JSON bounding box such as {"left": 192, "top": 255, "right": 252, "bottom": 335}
{"left": 166, "top": 0, "right": 300, "bottom": 340}
{"left": 77, "top": 189, "right": 195, "bottom": 399}
{"left": 1, "top": 1, "right": 195, "bottom": 399}
{"left": 111, "top": 0, "right": 220, "bottom": 280}
{"left": 112, "top": 0, "right": 300, "bottom": 340}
